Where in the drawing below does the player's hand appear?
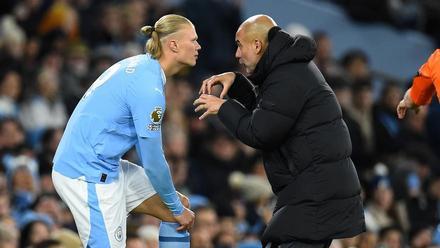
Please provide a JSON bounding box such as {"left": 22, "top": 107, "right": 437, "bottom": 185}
{"left": 193, "top": 94, "right": 226, "bottom": 120}
{"left": 397, "top": 89, "right": 419, "bottom": 119}
{"left": 199, "top": 72, "right": 236, "bottom": 98}
{"left": 174, "top": 207, "right": 195, "bottom": 231}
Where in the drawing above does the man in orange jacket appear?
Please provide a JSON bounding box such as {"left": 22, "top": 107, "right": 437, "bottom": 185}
{"left": 397, "top": 49, "right": 440, "bottom": 119}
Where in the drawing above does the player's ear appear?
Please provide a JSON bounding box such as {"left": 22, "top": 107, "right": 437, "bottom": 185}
{"left": 168, "top": 40, "right": 179, "bottom": 53}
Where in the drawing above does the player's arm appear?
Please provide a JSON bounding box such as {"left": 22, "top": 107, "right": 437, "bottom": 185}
{"left": 397, "top": 49, "right": 439, "bottom": 118}
{"left": 127, "top": 73, "right": 182, "bottom": 214}
{"left": 410, "top": 49, "right": 440, "bottom": 106}
{"left": 135, "top": 137, "right": 183, "bottom": 216}
{"left": 409, "top": 75, "right": 435, "bottom": 106}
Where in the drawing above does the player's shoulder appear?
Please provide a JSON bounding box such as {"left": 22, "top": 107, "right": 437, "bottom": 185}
{"left": 121, "top": 55, "right": 164, "bottom": 94}
{"left": 421, "top": 49, "right": 440, "bottom": 76}
{"left": 430, "top": 49, "right": 440, "bottom": 65}
{"left": 117, "top": 55, "right": 162, "bottom": 87}
{"left": 118, "top": 54, "right": 161, "bottom": 76}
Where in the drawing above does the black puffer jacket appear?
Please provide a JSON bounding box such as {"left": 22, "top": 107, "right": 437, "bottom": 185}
{"left": 218, "top": 27, "right": 365, "bottom": 245}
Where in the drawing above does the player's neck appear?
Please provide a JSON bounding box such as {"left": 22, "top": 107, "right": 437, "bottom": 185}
{"left": 158, "top": 57, "right": 182, "bottom": 77}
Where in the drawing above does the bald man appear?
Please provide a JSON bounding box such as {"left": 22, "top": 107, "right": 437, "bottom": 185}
{"left": 194, "top": 15, "right": 365, "bottom": 247}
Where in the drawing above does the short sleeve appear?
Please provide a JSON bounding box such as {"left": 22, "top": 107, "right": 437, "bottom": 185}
{"left": 410, "top": 49, "right": 440, "bottom": 105}
{"left": 126, "top": 72, "right": 165, "bottom": 138}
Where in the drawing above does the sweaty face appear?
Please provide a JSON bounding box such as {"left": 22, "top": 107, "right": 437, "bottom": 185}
{"left": 175, "top": 24, "right": 201, "bottom": 67}
{"left": 235, "top": 28, "right": 259, "bottom": 75}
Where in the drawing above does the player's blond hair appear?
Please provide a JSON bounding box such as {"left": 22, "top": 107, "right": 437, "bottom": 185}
{"left": 140, "top": 14, "right": 193, "bottom": 59}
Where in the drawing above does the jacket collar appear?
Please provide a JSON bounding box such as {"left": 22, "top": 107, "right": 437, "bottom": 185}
{"left": 249, "top": 26, "right": 317, "bottom": 85}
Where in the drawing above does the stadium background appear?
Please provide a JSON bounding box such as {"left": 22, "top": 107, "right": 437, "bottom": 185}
{"left": 0, "top": 0, "right": 439, "bottom": 247}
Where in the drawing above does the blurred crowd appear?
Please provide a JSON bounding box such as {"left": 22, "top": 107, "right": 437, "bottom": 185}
{"left": 330, "top": 0, "right": 440, "bottom": 46}
{"left": 0, "top": 0, "right": 439, "bottom": 248}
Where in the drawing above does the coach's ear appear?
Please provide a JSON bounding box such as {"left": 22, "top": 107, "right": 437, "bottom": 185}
{"left": 254, "top": 39, "right": 264, "bottom": 55}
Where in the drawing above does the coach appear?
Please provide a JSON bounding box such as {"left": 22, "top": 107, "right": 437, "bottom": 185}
{"left": 194, "top": 15, "right": 365, "bottom": 247}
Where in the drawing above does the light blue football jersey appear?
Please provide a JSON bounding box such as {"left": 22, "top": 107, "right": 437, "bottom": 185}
{"left": 53, "top": 54, "right": 166, "bottom": 183}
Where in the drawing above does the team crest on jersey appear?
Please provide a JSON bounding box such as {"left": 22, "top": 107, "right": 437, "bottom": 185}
{"left": 115, "top": 226, "right": 123, "bottom": 242}
{"left": 147, "top": 106, "right": 162, "bottom": 131}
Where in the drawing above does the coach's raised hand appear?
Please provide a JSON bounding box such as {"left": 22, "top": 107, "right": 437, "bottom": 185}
{"left": 199, "top": 72, "right": 236, "bottom": 98}
{"left": 193, "top": 94, "right": 226, "bottom": 120}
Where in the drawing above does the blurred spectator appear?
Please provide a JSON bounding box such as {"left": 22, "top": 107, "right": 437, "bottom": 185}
{"left": 231, "top": 199, "right": 249, "bottom": 237}
{"left": 37, "top": 128, "right": 63, "bottom": 175}
{"left": 19, "top": 68, "right": 67, "bottom": 146}
{"left": 127, "top": 233, "right": 147, "bottom": 248}
{"left": 313, "top": 31, "right": 343, "bottom": 77}
{"left": 180, "top": 0, "right": 241, "bottom": 83}
{"left": 165, "top": 77, "right": 195, "bottom": 112}
{"left": 0, "top": 193, "right": 11, "bottom": 222}
{"left": 0, "top": 70, "right": 22, "bottom": 118}
{"left": 31, "top": 193, "right": 64, "bottom": 229}
{"left": 191, "top": 131, "right": 245, "bottom": 214}
{"left": 378, "top": 226, "right": 403, "bottom": 248}
{"left": 20, "top": 220, "right": 51, "bottom": 248}
{"left": 327, "top": 75, "right": 352, "bottom": 111}
{"left": 0, "top": 174, "right": 7, "bottom": 195}
{"left": 137, "top": 225, "right": 159, "bottom": 248}
{"left": 37, "top": 0, "right": 79, "bottom": 41}
{"left": 89, "top": 3, "right": 123, "bottom": 48}
{"left": 10, "top": 167, "right": 61, "bottom": 232}
{"left": 345, "top": 80, "right": 376, "bottom": 174}
{"left": 121, "top": 0, "right": 148, "bottom": 43}
{"left": 217, "top": 217, "right": 238, "bottom": 247}
{"left": 0, "top": 16, "right": 27, "bottom": 69}
{"left": 0, "top": 118, "right": 26, "bottom": 164}
{"left": 11, "top": 165, "right": 39, "bottom": 215}
{"left": 0, "top": 222, "right": 18, "bottom": 248}
{"left": 357, "top": 231, "right": 379, "bottom": 248}
{"left": 193, "top": 206, "right": 220, "bottom": 245}
{"left": 364, "top": 176, "right": 399, "bottom": 232}
{"left": 34, "top": 239, "right": 64, "bottom": 248}
{"left": 60, "top": 42, "right": 90, "bottom": 114}
{"left": 191, "top": 227, "right": 214, "bottom": 248}
{"left": 405, "top": 175, "right": 440, "bottom": 236}
{"left": 186, "top": 106, "right": 211, "bottom": 158}
{"left": 51, "top": 228, "right": 82, "bottom": 248}
{"left": 14, "top": 0, "right": 50, "bottom": 37}
{"left": 341, "top": 49, "right": 371, "bottom": 83}
{"left": 426, "top": 101, "right": 440, "bottom": 160}
{"left": 163, "top": 123, "right": 188, "bottom": 160}
{"left": 168, "top": 156, "right": 190, "bottom": 194}
{"left": 409, "top": 226, "right": 433, "bottom": 248}
{"left": 398, "top": 107, "right": 433, "bottom": 157}
{"left": 228, "top": 171, "right": 272, "bottom": 204}
{"left": 373, "top": 81, "right": 403, "bottom": 157}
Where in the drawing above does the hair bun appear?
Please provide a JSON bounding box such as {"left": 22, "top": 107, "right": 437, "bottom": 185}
{"left": 140, "top": 26, "right": 155, "bottom": 36}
